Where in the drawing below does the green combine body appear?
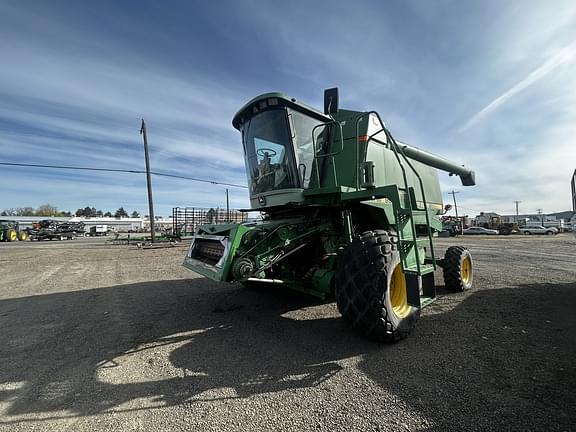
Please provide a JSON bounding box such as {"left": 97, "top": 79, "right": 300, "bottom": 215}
{"left": 184, "top": 89, "right": 475, "bottom": 342}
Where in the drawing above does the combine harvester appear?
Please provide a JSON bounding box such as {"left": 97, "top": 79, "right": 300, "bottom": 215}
{"left": 184, "top": 88, "right": 475, "bottom": 342}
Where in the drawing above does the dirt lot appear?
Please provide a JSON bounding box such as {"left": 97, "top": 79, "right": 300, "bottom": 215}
{"left": 0, "top": 235, "right": 575, "bottom": 431}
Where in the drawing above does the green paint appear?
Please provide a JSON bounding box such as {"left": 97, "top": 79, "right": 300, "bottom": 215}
{"left": 184, "top": 90, "right": 475, "bottom": 300}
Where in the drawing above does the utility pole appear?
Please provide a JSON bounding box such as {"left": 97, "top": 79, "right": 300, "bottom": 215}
{"left": 226, "top": 188, "right": 230, "bottom": 222}
{"left": 449, "top": 190, "right": 462, "bottom": 234}
{"left": 537, "top": 208, "right": 543, "bottom": 225}
{"left": 513, "top": 200, "right": 521, "bottom": 223}
{"left": 140, "top": 119, "right": 156, "bottom": 243}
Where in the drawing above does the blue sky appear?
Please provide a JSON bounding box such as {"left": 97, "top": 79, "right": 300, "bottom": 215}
{"left": 1, "top": 0, "right": 575, "bottom": 217}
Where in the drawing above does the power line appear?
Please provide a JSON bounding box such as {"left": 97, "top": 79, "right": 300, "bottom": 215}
{"left": 456, "top": 205, "right": 483, "bottom": 213}
{"left": 0, "top": 161, "right": 248, "bottom": 189}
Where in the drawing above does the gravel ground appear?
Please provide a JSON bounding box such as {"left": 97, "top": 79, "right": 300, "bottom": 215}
{"left": 0, "top": 235, "right": 574, "bottom": 431}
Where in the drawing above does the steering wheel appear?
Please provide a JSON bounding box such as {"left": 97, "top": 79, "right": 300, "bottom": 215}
{"left": 257, "top": 148, "right": 277, "bottom": 158}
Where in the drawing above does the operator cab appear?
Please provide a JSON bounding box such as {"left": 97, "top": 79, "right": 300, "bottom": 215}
{"left": 243, "top": 109, "right": 297, "bottom": 194}
{"left": 233, "top": 93, "right": 333, "bottom": 207}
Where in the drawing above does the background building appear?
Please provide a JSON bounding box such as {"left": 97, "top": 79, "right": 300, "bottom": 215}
{"left": 4, "top": 208, "right": 249, "bottom": 234}
{"left": 6, "top": 216, "right": 146, "bottom": 232}
{"left": 571, "top": 169, "right": 576, "bottom": 212}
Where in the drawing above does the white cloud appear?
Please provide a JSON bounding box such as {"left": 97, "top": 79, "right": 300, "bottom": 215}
{"left": 1, "top": 1, "right": 576, "bottom": 217}
{"left": 457, "top": 40, "right": 576, "bottom": 133}
{"left": 0, "top": 27, "right": 252, "bottom": 213}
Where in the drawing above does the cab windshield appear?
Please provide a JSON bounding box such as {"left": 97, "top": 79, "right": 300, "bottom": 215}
{"left": 242, "top": 109, "right": 299, "bottom": 194}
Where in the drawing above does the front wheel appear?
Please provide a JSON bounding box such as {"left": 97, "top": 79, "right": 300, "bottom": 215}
{"left": 335, "top": 230, "right": 420, "bottom": 342}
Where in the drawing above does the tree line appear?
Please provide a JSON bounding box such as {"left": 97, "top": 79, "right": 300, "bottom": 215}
{"left": 1, "top": 204, "right": 140, "bottom": 219}
{"left": 74, "top": 206, "right": 139, "bottom": 218}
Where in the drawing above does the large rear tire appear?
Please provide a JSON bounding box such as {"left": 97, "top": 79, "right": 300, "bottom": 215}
{"left": 335, "top": 230, "right": 420, "bottom": 342}
{"left": 443, "top": 246, "right": 473, "bottom": 292}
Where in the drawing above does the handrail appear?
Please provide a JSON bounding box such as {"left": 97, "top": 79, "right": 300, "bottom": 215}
{"left": 311, "top": 120, "right": 344, "bottom": 188}
{"left": 395, "top": 142, "right": 437, "bottom": 270}
{"left": 354, "top": 111, "right": 433, "bottom": 274}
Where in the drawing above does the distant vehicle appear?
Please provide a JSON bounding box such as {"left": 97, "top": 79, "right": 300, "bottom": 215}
{"left": 0, "top": 220, "right": 29, "bottom": 241}
{"left": 441, "top": 219, "right": 461, "bottom": 237}
{"left": 518, "top": 226, "right": 558, "bottom": 235}
{"left": 477, "top": 214, "right": 518, "bottom": 235}
{"left": 27, "top": 220, "right": 83, "bottom": 241}
{"left": 89, "top": 225, "right": 109, "bottom": 236}
{"left": 462, "top": 227, "right": 499, "bottom": 235}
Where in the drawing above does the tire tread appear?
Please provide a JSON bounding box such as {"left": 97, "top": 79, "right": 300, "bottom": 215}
{"left": 335, "top": 230, "right": 417, "bottom": 342}
{"left": 443, "top": 246, "right": 472, "bottom": 292}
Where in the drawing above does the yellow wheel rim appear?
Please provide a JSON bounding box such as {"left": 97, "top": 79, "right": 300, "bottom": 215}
{"left": 19, "top": 232, "right": 28, "bottom": 241}
{"left": 390, "top": 263, "right": 410, "bottom": 318}
{"left": 8, "top": 230, "right": 17, "bottom": 241}
{"left": 461, "top": 256, "right": 472, "bottom": 284}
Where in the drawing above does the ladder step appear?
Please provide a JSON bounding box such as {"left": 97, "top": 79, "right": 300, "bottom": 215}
{"left": 399, "top": 238, "right": 430, "bottom": 246}
{"left": 397, "top": 208, "right": 427, "bottom": 215}
{"left": 403, "top": 264, "right": 435, "bottom": 275}
{"left": 412, "top": 210, "right": 428, "bottom": 217}
{"left": 420, "top": 296, "right": 437, "bottom": 308}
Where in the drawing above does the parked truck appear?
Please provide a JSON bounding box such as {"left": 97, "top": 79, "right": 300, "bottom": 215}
{"left": 475, "top": 213, "right": 518, "bottom": 235}
{"left": 184, "top": 89, "right": 476, "bottom": 342}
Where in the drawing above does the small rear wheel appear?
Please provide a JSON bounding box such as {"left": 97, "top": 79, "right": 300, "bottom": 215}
{"left": 6, "top": 229, "right": 17, "bottom": 242}
{"left": 443, "top": 246, "right": 473, "bottom": 292}
{"left": 335, "top": 230, "right": 420, "bottom": 342}
{"left": 546, "top": 231, "right": 553, "bottom": 235}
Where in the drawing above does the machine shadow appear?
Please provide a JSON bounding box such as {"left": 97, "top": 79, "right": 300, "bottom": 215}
{"left": 1, "top": 279, "right": 574, "bottom": 430}
{"left": 359, "top": 282, "right": 576, "bottom": 431}
{"left": 0, "top": 278, "right": 378, "bottom": 420}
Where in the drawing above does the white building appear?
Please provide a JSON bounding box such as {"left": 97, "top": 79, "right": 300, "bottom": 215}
{"left": 570, "top": 170, "right": 576, "bottom": 213}
{"left": 501, "top": 212, "right": 575, "bottom": 231}
{"left": 7, "top": 216, "right": 148, "bottom": 232}
{"left": 70, "top": 217, "right": 145, "bottom": 232}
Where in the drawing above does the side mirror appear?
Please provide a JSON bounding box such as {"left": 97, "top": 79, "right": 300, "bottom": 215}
{"left": 442, "top": 204, "right": 453, "bottom": 215}
{"left": 324, "top": 88, "right": 339, "bottom": 115}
